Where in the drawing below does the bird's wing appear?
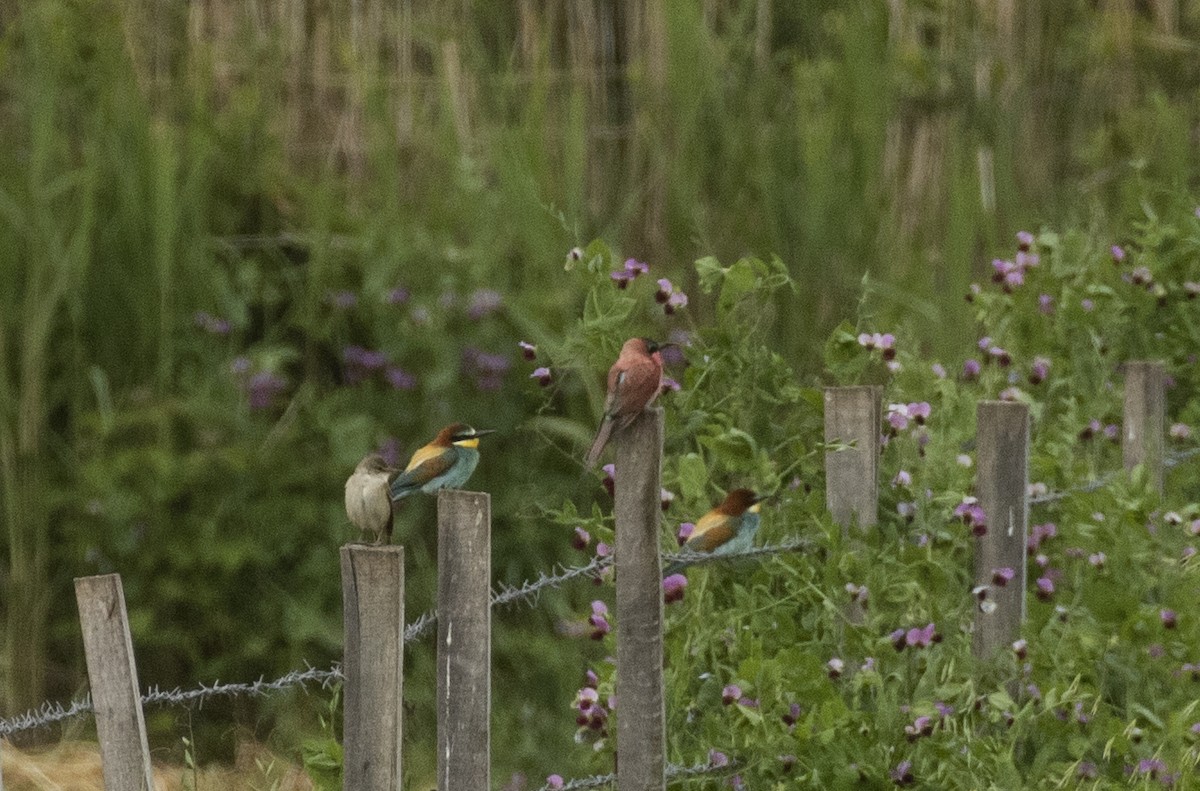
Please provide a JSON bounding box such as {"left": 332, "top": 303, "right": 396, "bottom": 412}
{"left": 602, "top": 365, "right": 626, "bottom": 416}
{"left": 404, "top": 443, "right": 445, "bottom": 472}
{"left": 684, "top": 511, "right": 735, "bottom": 553}
{"left": 391, "top": 448, "right": 456, "bottom": 495}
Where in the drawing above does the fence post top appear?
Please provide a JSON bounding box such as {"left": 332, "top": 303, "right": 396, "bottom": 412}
{"left": 340, "top": 543, "right": 405, "bottom": 557}
{"left": 437, "top": 489, "right": 490, "bottom": 505}
{"left": 822, "top": 385, "right": 881, "bottom": 394}
{"left": 978, "top": 399, "right": 1030, "bottom": 410}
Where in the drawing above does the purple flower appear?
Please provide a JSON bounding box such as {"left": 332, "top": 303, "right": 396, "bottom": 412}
{"left": 595, "top": 541, "right": 611, "bottom": 558}
{"left": 1038, "top": 294, "right": 1054, "bottom": 315}
{"left": 660, "top": 376, "right": 681, "bottom": 394}
{"left": 624, "top": 258, "right": 649, "bottom": 276}
{"left": 466, "top": 288, "right": 503, "bottom": 320}
{"left": 230, "top": 356, "right": 251, "bottom": 375}
{"left": 992, "top": 567, "right": 1015, "bottom": 586}
{"left": 327, "top": 290, "right": 358, "bottom": 309}
{"left": 385, "top": 286, "right": 410, "bottom": 305}
{"left": 827, "top": 657, "right": 844, "bottom": 678}
{"left": 890, "top": 760, "right": 914, "bottom": 785}
{"left": 660, "top": 488, "right": 675, "bottom": 511}
{"left": 962, "top": 359, "right": 982, "bottom": 380}
{"left": 531, "top": 367, "right": 552, "bottom": 387}
{"left": 655, "top": 278, "right": 674, "bottom": 304}
{"left": 1088, "top": 551, "right": 1106, "bottom": 568}
{"left": 781, "top": 702, "right": 802, "bottom": 727}
{"left": 1131, "top": 266, "right": 1152, "bottom": 286}
{"left": 588, "top": 601, "right": 610, "bottom": 639}
{"left": 1012, "top": 639, "right": 1027, "bottom": 659}
{"left": 1035, "top": 577, "right": 1054, "bottom": 601}
{"left": 935, "top": 701, "right": 954, "bottom": 718}
{"left": 601, "top": 464, "right": 615, "bottom": 497}
{"left": 665, "top": 291, "right": 689, "bottom": 314}
{"left": 888, "top": 628, "right": 907, "bottom": 651}
{"left": 610, "top": 270, "right": 633, "bottom": 289}
{"left": 931, "top": 362, "right": 947, "bottom": 379}
{"left": 1103, "top": 423, "right": 1119, "bottom": 441}
{"left": 663, "top": 574, "right": 687, "bottom": 604}
{"left": 193, "top": 311, "right": 231, "bottom": 335}
{"left": 677, "top": 522, "right": 695, "bottom": 546}
{"left": 1162, "top": 609, "right": 1178, "bottom": 629}
{"left": 1169, "top": 422, "right": 1191, "bottom": 440}
{"left": 377, "top": 437, "right": 403, "bottom": 467}
{"left": 1029, "top": 356, "right": 1050, "bottom": 385}
{"left": 708, "top": 749, "right": 729, "bottom": 768}
{"left": 722, "top": 684, "right": 742, "bottom": 705}
{"left": 572, "top": 527, "right": 591, "bottom": 551}
{"left": 906, "top": 622, "right": 937, "bottom": 648}
{"left": 245, "top": 371, "right": 287, "bottom": 410}
{"left": 584, "top": 668, "right": 599, "bottom": 688}
{"left": 546, "top": 775, "right": 564, "bottom": 789}
{"left": 1111, "top": 244, "right": 1126, "bottom": 263}
{"left": 1016, "top": 230, "right": 1034, "bottom": 250}
{"left": 1081, "top": 298, "right": 1094, "bottom": 311}
{"left": 896, "top": 501, "right": 916, "bottom": 520}
{"left": 385, "top": 366, "right": 416, "bottom": 390}
{"left": 893, "top": 470, "right": 912, "bottom": 487}
{"left": 908, "top": 402, "right": 931, "bottom": 424}
{"left": 904, "top": 715, "right": 933, "bottom": 741}
{"left": 518, "top": 341, "right": 537, "bottom": 360}
{"left": 1077, "top": 762, "right": 1098, "bottom": 780}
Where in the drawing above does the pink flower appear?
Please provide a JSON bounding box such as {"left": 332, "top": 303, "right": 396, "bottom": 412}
{"left": 530, "top": 367, "right": 552, "bottom": 387}
{"left": 663, "top": 574, "right": 687, "bottom": 604}
{"left": 518, "top": 341, "right": 537, "bottom": 360}
{"left": 722, "top": 684, "right": 741, "bottom": 705}
{"left": 677, "top": 522, "right": 695, "bottom": 546}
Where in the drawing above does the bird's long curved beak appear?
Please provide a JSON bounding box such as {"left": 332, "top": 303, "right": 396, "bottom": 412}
{"left": 473, "top": 428, "right": 497, "bottom": 436}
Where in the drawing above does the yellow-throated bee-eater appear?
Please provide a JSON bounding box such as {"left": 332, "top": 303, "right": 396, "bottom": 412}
{"left": 389, "top": 423, "right": 495, "bottom": 501}
{"left": 584, "top": 337, "right": 667, "bottom": 468}
{"left": 665, "top": 489, "right": 763, "bottom": 575}
{"left": 344, "top": 453, "right": 398, "bottom": 544}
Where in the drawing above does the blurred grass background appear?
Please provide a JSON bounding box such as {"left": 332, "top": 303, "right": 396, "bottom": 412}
{"left": 1, "top": 0, "right": 1199, "bottom": 784}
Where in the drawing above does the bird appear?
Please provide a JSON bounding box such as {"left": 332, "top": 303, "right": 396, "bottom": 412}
{"left": 388, "top": 423, "right": 495, "bottom": 501}
{"left": 344, "top": 453, "right": 399, "bottom": 544}
{"left": 584, "top": 337, "right": 667, "bottom": 468}
{"left": 665, "top": 489, "right": 763, "bottom": 575}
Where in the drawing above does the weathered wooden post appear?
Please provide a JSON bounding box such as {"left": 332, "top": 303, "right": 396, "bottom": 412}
{"left": 615, "top": 407, "right": 666, "bottom": 791}
{"left": 437, "top": 490, "right": 491, "bottom": 791}
{"left": 74, "top": 574, "right": 154, "bottom": 791}
{"left": 340, "top": 545, "right": 404, "bottom": 791}
{"left": 1123, "top": 360, "right": 1166, "bottom": 494}
{"left": 972, "top": 401, "right": 1029, "bottom": 660}
{"left": 823, "top": 386, "right": 881, "bottom": 531}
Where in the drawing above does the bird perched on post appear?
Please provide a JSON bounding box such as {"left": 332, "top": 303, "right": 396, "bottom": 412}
{"left": 345, "top": 454, "right": 399, "bottom": 545}
{"left": 584, "top": 337, "right": 667, "bottom": 468}
{"left": 389, "top": 423, "right": 495, "bottom": 501}
{"left": 665, "top": 489, "right": 763, "bottom": 575}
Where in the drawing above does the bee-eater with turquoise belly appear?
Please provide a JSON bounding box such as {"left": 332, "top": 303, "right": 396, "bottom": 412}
{"left": 584, "top": 337, "right": 667, "bottom": 469}
{"left": 388, "top": 423, "right": 495, "bottom": 501}
{"left": 665, "top": 489, "right": 763, "bottom": 575}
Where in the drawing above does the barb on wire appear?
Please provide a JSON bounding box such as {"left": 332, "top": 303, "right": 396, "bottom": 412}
{"left": 492, "top": 554, "right": 614, "bottom": 609}
{"left": 531, "top": 759, "right": 731, "bottom": 791}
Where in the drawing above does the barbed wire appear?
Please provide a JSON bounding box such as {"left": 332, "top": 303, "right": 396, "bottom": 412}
{"left": 0, "top": 539, "right": 811, "bottom": 739}
{"left": 531, "top": 759, "right": 731, "bottom": 791}
{"left": 1028, "top": 446, "right": 1200, "bottom": 506}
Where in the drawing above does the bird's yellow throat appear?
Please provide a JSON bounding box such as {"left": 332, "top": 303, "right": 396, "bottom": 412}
{"left": 452, "top": 438, "right": 480, "bottom": 449}
{"left": 749, "top": 503, "right": 761, "bottom": 514}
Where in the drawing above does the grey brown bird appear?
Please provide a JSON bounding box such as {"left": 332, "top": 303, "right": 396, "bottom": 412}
{"left": 345, "top": 453, "right": 398, "bottom": 544}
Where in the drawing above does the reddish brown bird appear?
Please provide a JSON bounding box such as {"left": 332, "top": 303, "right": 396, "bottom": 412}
{"left": 584, "top": 337, "right": 666, "bottom": 468}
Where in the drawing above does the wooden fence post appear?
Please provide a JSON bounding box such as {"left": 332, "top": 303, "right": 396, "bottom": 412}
{"left": 615, "top": 407, "right": 666, "bottom": 791}
{"left": 437, "top": 490, "right": 491, "bottom": 791}
{"left": 972, "top": 401, "right": 1029, "bottom": 660}
{"left": 340, "top": 545, "right": 404, "bottom": 791}
{"left": 1123, "top": 360, "right": 1166, "bottom": 494}
{"left": 823, "top": 386, "right": 881, "bottom": 531}
{"left": 74, "top": 574, "right": 154, "bottom": 791}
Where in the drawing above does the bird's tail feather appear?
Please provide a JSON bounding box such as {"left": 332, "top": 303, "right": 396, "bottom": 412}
{"left": 584, "top": 417, "right": 614, "bottom": 469}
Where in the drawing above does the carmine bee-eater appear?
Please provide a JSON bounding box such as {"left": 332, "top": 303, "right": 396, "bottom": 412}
{"left": 584, "top": 337, "right": 667, "bottom": 468}
{"left": 665, "top": 489, "right": 763, "bottom": 575}
{"left": 345, "top": 453, "right": 399, "bottom": 544}
{"left": 388, "top": 423, "right": 495, "bottom": 501}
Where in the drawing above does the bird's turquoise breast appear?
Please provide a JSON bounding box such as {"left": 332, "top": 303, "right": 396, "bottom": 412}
{"left": 422, "top": 447, "right": 480, "bottom": 493}
{"left": 715, "top": 511, "right": 761, "bottom": 556}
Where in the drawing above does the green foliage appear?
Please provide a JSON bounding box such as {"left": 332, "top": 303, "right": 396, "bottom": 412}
{"left": 542, "top": 203, "right": 1200, "bottom": 787}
